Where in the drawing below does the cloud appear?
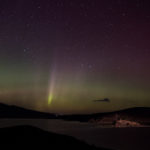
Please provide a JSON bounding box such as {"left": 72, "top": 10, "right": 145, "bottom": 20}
{"left": 93, "top": 98, "right": 110, "bottom": 102}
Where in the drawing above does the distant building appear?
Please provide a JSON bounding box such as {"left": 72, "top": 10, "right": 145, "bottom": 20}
{"left": 115, "top": 119, "right": 141, "bottom": 127}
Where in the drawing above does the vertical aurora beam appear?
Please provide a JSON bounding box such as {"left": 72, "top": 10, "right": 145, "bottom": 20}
{"left": 48, "top": 68, "right": 57, "bottom": 105}
{"left": 48, "top": 93, "right": 53, "bottom": 105}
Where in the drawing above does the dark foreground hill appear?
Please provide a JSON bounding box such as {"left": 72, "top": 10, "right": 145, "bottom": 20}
{"left": 0, "top": 125, "right": 110, "bottom": 150}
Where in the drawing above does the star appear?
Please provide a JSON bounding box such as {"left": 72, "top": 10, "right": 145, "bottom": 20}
{"left": 122, "top": 13, "right": 126, "bottom": 17}
{"left": 88, "top": 64, "right": 93, "bottom": 69}
{"left": 80, "top": 63, "right": 84, "bottom": 68}
{"left": 23, "top": 49, "right": 27, "bottom": 53}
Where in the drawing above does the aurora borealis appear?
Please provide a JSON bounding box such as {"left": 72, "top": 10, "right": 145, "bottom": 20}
{"left": 0, "top": 0, "right": 150, "bottom": 114}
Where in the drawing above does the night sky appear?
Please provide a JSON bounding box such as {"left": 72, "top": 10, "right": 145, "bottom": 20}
{"left": 0, "top": 0, "right": 150, "bottom": 114}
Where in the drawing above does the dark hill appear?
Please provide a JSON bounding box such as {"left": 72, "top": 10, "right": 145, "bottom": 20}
{"left": 0, "top": 125, "right": 110, "bottom": 150}
{"left": 0, "top": 103, "right": 150, "bottom": 125}
{"left": 59, "top": 107, "right": 150, "bottom": 125}
{"left": 0, "top": 103, "right": 56, "bottom": 119}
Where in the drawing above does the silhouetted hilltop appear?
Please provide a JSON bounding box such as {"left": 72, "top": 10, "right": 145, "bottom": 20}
{"left": 0, "top": 103, "right": 150, "bottom": 125}
{"left": 59, "top": 107, "right": 150, "bottom": 125}
{"left": 0, "top": 103, "right": 56, "bottom": 119}
{"left": 0, "top": 125, "right": 110, "bottom": 150}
